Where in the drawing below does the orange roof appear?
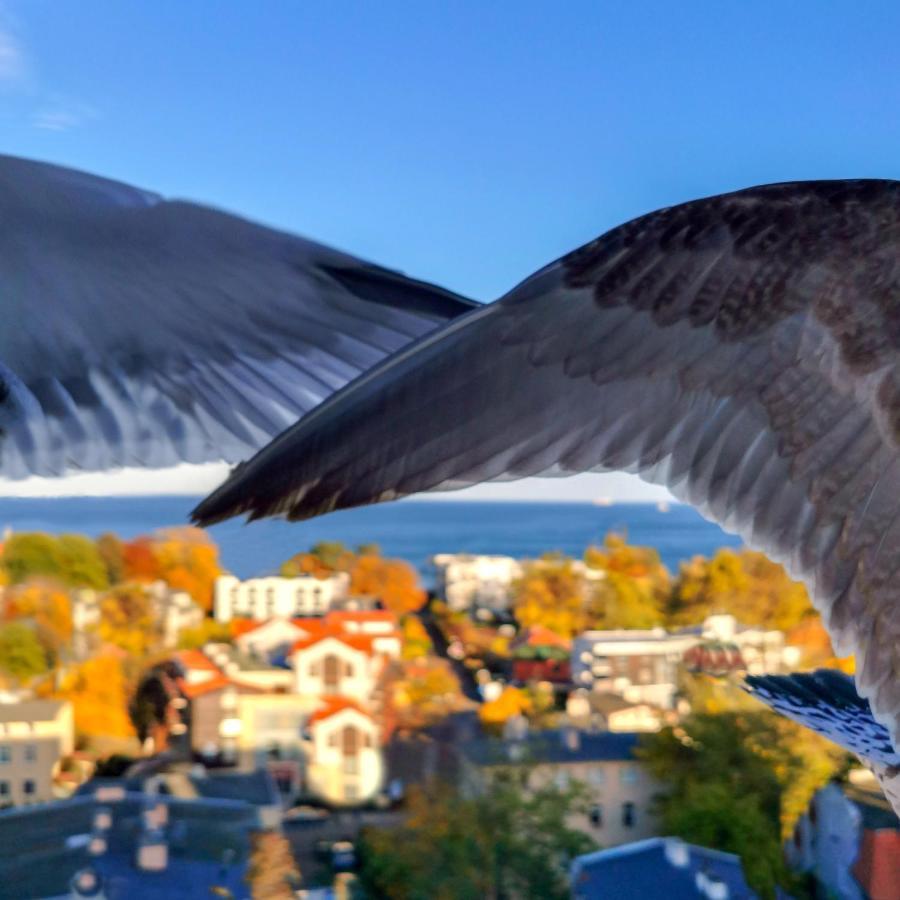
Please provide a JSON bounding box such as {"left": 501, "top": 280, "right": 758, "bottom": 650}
{"left": 173, "top": 649, "right": 221, "bottom": 672}
{"left": 177, "top": 674, "right": 264, "bottom": 698}
{"left": 290, "top": 629, "right": 380, "bottom": 655}
{"left": 515, "top": 625, "right": 571, "bottom": 650}
{"left": 324, "top": 610, "right": 398, "bottom": 626}
{"left": 307, "top": 696, "right": 372, "bottom": 725}
{"left": 230, "top": 619, "right": 265, "bottom": 638}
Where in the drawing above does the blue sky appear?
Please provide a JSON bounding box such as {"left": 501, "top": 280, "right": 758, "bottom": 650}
{"left": 3, "top": 2, "right": 900, "bottom": 501}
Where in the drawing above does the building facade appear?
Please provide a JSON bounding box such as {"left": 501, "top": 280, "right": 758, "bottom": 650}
{"left": 432, "top": 554, "right": 522, "bottom": 612}
{"left": 214, "top": 572, "right": 350, "bottom": 622}
{"left": 0, "top": 699, "right": 74, "bottom": 806}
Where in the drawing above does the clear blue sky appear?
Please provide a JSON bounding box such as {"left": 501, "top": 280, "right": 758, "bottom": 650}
{"left": 3, "top": 2, "right": 899, "bottom": 501}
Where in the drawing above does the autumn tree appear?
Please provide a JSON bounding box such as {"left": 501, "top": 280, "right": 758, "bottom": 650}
{"left": 52, "top": 651, "right": 135, "bottom": 740}
{"left": 122, "top": 528, "right": 221, "bottom": 611}
{"left": 1, "top": 533, "right": 108, "bottom": 589}
{"left": 177, "top": 619, "right": 233, "bottom": 650}
{"left": 584, "top": 535, "right": 669, "bottom": 629}
{"left": 350, "top": 553, "right": 425, "bottom": 615}
{"left": 0, "top": 622, "right": 49, "bottom": 683}
{"left": 400, "top": 615, "right": 432, "bottom": 660}
{"left": 4, "top": 580, "right": 73, "bottom": 664}
{"left": 245, "top": 830, "right": 301, "bottom": 898}
{"left": 98, "top": 584, "right": 161, "bottom": 657}
{"left": 96, "top": 532, "right": 125, "bottom": 585}
{"left": 669, "top": 548, "right": 813, "bottom": 630}
{"left": 512, "top": 558, "right": 590, "bottom": 639}
{"left": 359, "top": 780, "right": 595, "bottom": 900}
{"left": 479, "top": 686, "right": 532, "bottom": 730}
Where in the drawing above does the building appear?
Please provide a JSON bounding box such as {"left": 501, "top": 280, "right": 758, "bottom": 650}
{"left": 305, "top": 697, "right": 383, "bottom": 805}
{"left": 432, "top": 554, "right": 522, "bottom": 613}
{"left": 572, "top": 615, "right": 798, "bottom": 709}
{"left": 787, "top": 771, "right": 900, "bottom": 900}
{"left": 572, "top": 627, "right": 695, "bottom": 709}
{"left": 291, "top": 632, "right": 389, "bottom": 702}
{"left": 459, "top": 729, "right": 660, "bottom": 847}
{"left": 0, "top": 699, "right": 74, "bottom": 806}
{"left": 0, "top": 775, "right": 271, "bottom": 900}
{"left": 566, "top": 690, "right": 665, "bottom": 733}
{"left": 570, "top": 837, "right": 759, "bottom": 899}
{"left": 213, "top": 572, "right": 350, "bottom": 622}
{"left": 71, "top": 583, "right": 204, "bottom": 657}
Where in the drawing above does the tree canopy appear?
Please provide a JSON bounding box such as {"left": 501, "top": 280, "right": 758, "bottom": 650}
{"left": 359, "top": 779, "right": 595, "bottom": 900}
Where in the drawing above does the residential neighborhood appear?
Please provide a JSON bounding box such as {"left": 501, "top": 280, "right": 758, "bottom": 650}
{"left": 0, "top": 531, "right": 894, "bottom": 898}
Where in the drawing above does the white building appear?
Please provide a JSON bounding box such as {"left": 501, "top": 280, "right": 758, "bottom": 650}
{"left": 305, "top": 698, "right": 383, "bottom": 805}
{"left": 213, "top": 572, "right": 350, "bottom": 622}
{"left": 432, "top": 554, "right": 522, "bottom": 612}
{"left": 572, "top": 615, "right": 798, "bottom": 709}
{"left": 291, "top": 633, "right": 391, "bottom": 702}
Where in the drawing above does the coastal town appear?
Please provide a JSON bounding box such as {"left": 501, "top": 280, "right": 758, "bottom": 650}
{"left": 0, "top": 529, "right": 894, "bottom": 899}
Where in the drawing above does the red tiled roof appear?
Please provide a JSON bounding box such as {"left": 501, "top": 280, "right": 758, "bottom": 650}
{"left": 290, "top": 629, "right": 380, "bottom": 655}
{"left": 307, "top": 695, "right": 372, "bottom": 725}
{"left": 324, "top": 610, "right": 398, "bottom": 626}
{"left": 513, "top": 625, "right": 571, "bottom": 651}
{"left": 230, "top": 619, "right": 265, "bottom": 638}
{"left": 173, "top": 649, "right": 221, "bottom": 672}
{"left": 177, "top": 674, "right": 264, "bottom": 699}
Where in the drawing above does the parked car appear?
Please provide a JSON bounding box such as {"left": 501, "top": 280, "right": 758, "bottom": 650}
{"left": 283, "top": 805, "right": 329, "bottom": 824}
{"left": 331, "top": 840, "right": 356, "bottom": 871}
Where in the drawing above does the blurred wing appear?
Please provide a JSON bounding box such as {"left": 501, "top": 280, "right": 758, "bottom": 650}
{"left": 0, "top": 154, "right": 475, "bottom": 477}
{"left": 746, "top": 670, "right": 900, "bottom": 811}
{"left": 193, "top": 179, "right": 900, "bottom": 758}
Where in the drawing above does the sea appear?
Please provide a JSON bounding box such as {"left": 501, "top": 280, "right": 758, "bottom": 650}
{"left": 0, "top": 497, "right": 742, "bottom": 584}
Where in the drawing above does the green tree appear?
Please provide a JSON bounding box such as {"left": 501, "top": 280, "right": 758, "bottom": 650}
{"left": 360, "top": 777, "right": 595, "bottom": 900}
{"left": 1, "top": 533, "right": 108, "bottom": 589}
{"left": 638, "top": 703, "right": 845, "bottom": 899}
{"left": 96, "top": 533, "right": 125, "bottom": 585}
{"left": 0, "top": 622, "right": 49, "bottom": 683}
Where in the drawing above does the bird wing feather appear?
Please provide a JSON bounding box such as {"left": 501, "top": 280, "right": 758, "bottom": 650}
{"left": 0, "top": 154, "right": 475, "bottom": 477}
{"left": 193, "top": 179, "right": 900, "bottom": 757}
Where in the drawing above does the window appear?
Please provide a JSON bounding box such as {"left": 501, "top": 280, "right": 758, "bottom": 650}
{"left": 343, "top": 756, "right": 359, "bottom": 775}
{"left": 619, "top": 766, "right": 638, "bottom": 785}
{"left": 589, "top": 769, "right": 605, "bottom": 787}
{"left": 554, "top": 771, "right": 569, "bottom": 790}
{"left": 344, "top": 662, "right": 354, "bottom": 678}
{"left": 622, "top": 802, "right": 635, "bottom": 828}
{"left": 24, "top": 744, "right": 37, "bottom": 763}
{"left": 0, "top": 781, "right": 8, "bottom": 798}
{"left": 23, "top": 779, "right": 36, "bottom": 797}
{"left": 0, "top": 747, "right": 9, "bottom": 764}
{"left": 589, "top": 804, "right": 603, "bottom": 828}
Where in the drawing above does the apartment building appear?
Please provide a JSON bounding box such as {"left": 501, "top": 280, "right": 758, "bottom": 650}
{"left": 432, "top": 554, "right": 522, "bottom": 613}
{"left": 0, "top": 699, "right": 74, "bottom": 806}
{"left": 214, "top": 572, "right": 350, "bottom": 622}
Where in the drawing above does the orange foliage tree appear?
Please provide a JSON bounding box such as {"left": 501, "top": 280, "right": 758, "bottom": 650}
{"left": 479, "top": 686, "right": 532, "bottom": 728}
{"left": 350, "top": 554, "right": 425, "bottom": 615}
{"left": 53, "top": 651, "right": 135, "bottom": 740}
{"left": 3, "top": 580, "right": 73, "bottom": 663}
{"left": 122, "top": 527, "right": 221, "bottom": 611}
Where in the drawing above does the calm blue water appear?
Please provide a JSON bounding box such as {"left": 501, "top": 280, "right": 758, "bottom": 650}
{"left": 0, "top": 497, "right": 742, "bottom": 582}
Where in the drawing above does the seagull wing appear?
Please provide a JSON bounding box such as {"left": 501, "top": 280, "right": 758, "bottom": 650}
{"left": 193, "top": 179, "right": 900, "bottom": 766}
{"left": 0, "top": 154, "right": 475, "bottom": 478}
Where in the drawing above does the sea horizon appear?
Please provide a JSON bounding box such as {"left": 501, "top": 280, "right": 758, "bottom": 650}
{"left": 0, "top": 496, "right": 741, "bottom": 583}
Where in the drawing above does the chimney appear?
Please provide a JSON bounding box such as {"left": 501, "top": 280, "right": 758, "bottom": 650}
{"left": 664, "top": 838, "right": 690, "bottom": 868}
{"left": 561, "top": 726, "right": 581, "bottom": 752}
{"left": 69, "top": 867, "right": 105, "bottom": 899}
{"left": 136, "top": 827, "right": 168, "bottom": 872}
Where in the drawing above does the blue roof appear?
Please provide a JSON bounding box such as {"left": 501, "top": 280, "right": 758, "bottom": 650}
{"left": 570, "top": 837, "right": 759, "bottom": 899}
{"left": 462, "top": 730, "right": 640, "bottom": 767}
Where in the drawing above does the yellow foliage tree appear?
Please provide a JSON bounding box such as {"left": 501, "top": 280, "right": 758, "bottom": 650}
{"left": 512, "top": 560, "right": 589, "bottom": 639}
{"left": 4, "top": 580, "right": 73, "bottom": 663}
{"left": 669, "top": 548, "right": 813, "bottom": 630}
{"left": 97, "top": 584, "right": 160, "bottom": 657}
{"left": 479, "top": 686, "right": 532, "bottom": 727}
{"left": 53, "top": 652, "right": 135, "bottom": 740}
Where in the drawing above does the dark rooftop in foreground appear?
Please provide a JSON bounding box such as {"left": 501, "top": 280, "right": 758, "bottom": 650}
{"left": 0, "top": 792, "right": 257, "bottom": 900}
{"left": 571, "top": 837, "right": 759, "bottom": 899}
